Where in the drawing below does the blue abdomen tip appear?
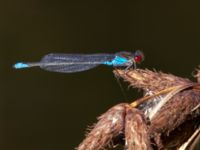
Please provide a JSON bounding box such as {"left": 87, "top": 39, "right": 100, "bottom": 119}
{"left": 14, "top": 62, "right": 29, "bottom": 69}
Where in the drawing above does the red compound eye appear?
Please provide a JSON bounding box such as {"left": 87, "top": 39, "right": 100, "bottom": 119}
{"left": 134, "top": 50, "right": 144, "bottom": 63}
{"left": 134, "top": 55, "right": 142, "bottom": 63}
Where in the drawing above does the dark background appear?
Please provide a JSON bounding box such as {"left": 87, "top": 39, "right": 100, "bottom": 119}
{"left": 1, "top": 1, "right": 200, "bottom": 150}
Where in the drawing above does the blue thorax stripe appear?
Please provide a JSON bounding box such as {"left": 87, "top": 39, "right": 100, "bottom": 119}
{"left": 103, "top": 56, "right": 128, "bottom": 66}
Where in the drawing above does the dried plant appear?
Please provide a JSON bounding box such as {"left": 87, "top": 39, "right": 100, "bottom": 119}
{"left": 77, "top": 68, "right": 200, "bottom": 150}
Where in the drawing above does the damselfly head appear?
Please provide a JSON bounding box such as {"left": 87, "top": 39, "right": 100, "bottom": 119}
{"left": 133, "top": 50, "right": 144, "bottom": 63}
{"left": 116, "top": 50, "right": 144, "bottom": 64}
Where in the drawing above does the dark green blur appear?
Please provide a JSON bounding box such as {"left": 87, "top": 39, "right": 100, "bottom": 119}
{"left": 0, "top": 1, "right": 200, "bottom": 150}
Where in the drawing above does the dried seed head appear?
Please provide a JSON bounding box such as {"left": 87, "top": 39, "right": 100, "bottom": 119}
{"left": 114, "top": 69, "right": 191, "bottom": 93}
{"left": 193, "top": 66, "right": 200, "bottom": 83}
{"left": 125, "top": 107, "right": 152, "bottom": 150}
{"left": 114, "top": 68, "right": 200, "bottom": 149}
{"left": 77, "top": 103, "right": 129, "bottom": 150}
{"left": 148, "top": 90, "right": 200, "bottom": 142}
{"left": 77, "top": 68, "right": 200, "bottom": 150}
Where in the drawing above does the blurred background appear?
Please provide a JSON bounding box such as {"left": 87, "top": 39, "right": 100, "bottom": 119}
{"left": 0, "top": 0, "right": 200, "bottom": 150}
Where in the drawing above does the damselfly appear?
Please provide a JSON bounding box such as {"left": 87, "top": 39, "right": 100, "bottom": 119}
{"left": 14, "top": 50, "right": 144, "bottom": 73}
